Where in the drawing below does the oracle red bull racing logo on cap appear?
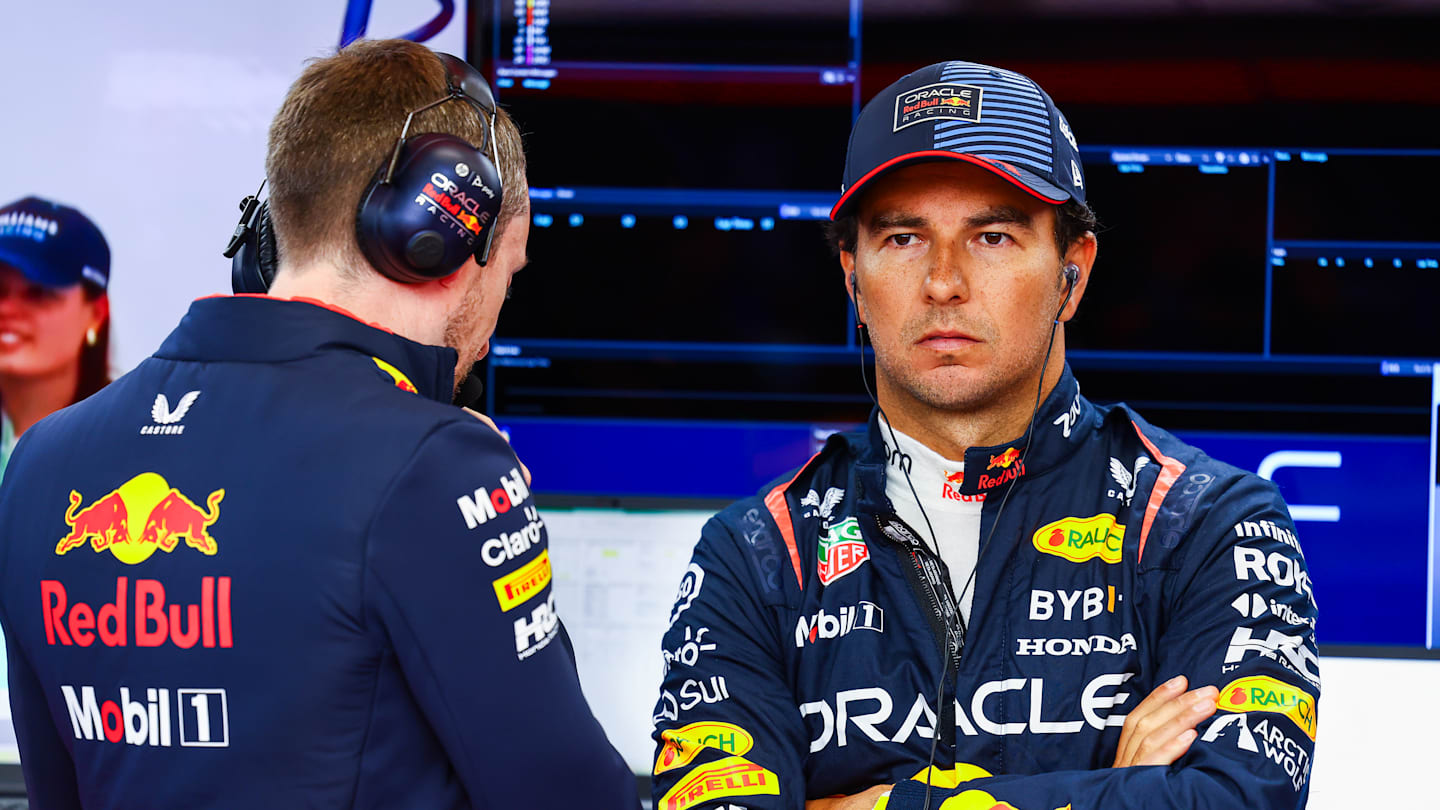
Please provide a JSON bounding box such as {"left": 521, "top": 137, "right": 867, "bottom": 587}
{"left": 1032, "top": 514, "right": 1125, "bottom": 564}
{"left": 817, "top": 517, "right": 869, "bottom": 586}
{"left": 57, "top": 473, "right": 224, "bottom": 565}
{"left": 893, "top": 82, "right": 983, "bottom": 131}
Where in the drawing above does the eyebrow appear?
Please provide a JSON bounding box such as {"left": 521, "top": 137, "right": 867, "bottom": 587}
{"left": 965, "top": 205, "right": 1035, "bottom": 231}
{"left": 864, "top": 205, "right": 1036, "bottom": 234}
{"left": 865, "top": 212, "right": 929, "bottom": 232}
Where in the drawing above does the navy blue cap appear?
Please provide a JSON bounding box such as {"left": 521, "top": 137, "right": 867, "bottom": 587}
{"left": 0, "top": 196, "right": 110, "bottom": 290}
{"left": 832, "top": 61, "right": 1085, "bottom": 220}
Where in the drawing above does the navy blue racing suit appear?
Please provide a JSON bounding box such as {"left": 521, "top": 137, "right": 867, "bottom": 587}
{"left": 0, "top": 296, "right": 637, "bottom": 809}
{"left": 651, "top": 367, "right": 1318, "bottom": 810}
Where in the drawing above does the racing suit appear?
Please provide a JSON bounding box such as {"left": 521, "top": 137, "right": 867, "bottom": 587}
{"left": 0, "top": 296, "right": 637, "bottom": 809}
{"left": 651, "top": 366, "right": 1318, "bottom": 810}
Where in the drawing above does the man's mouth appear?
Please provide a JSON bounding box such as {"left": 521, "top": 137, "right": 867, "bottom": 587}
{"left": 917, "top": 329, "right": 979, "bottom": 351}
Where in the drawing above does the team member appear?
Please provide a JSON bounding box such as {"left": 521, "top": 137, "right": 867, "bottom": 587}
{"left": 651, "top": 61, "right": 1317, "bottom": 810}
{"left": 0, "top": 196, "right": 112, "bottom": 482}
{"left": 0, "top": 40, "right": 637, "bottom": 809}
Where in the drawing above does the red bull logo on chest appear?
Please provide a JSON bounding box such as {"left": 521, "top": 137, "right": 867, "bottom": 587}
{"left": 57, "top": 473, "right": 223, "bottom": 565}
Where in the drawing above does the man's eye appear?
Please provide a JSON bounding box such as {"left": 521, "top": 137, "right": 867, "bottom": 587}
{"left": 888, "top": 233, "right": 918, "bottom": 247}
{"left": 980, "top": 232, "right": 1011, "bottom": 247}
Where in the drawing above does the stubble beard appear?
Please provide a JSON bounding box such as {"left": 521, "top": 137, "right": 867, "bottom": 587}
{"left": 871, "top": 316, "right": 1054, "bottom": 418}
{"left": 441, "top": 270, "right": 491, "bottom": 398}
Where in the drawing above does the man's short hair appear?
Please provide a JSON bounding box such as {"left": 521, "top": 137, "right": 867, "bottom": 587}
{"left": 826, "top": 199, "right": 1098, "bottom": 264}
{"left": 265, "top": 39, "right": 527, "bottom": 276}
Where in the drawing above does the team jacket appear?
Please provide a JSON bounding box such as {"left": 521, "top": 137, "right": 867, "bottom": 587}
{"left": 0, "top": 296, "right": 637, "bottom": 810}
{"left": 651, "top": 366, "right": 1318, "bottom": 810}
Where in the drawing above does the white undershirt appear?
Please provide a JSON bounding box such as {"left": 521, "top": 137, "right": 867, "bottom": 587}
{"left": 880, "top": 422, "right": 986, "bottom": 625}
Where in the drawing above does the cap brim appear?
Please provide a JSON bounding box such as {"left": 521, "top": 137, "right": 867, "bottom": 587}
{"left": 830, "top": 150, "right": 1071, "bottom": 220}
{"left": 0, "top": 244, "right": 73, "bottom": 288}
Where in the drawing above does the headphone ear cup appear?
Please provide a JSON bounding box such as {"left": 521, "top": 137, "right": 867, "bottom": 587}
{"left": 256, "top": 202, "right": 278, "bottom": 287}
{"left": 356, "top": 133, "right": 503, "bottom": 284}
{"left": 230, "top": 200, "right": 276, "bottom": 295}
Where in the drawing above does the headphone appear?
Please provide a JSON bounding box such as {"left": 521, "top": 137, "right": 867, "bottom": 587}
{"left": 224, "top": 52, "right": 505, "bottom": 294}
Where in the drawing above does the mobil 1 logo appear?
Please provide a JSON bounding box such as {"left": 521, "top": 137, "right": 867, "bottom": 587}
{"left": 894, "top": 83, "right": 983, "bottom": 131}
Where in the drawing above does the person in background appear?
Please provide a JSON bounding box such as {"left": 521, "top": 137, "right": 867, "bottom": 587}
{"left": 0, "top": 196, "right": 111, "bottom": 481}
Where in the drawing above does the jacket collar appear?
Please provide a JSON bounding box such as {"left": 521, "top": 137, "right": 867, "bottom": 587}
{"left": 848, "top": 363, "right": 1094, "bottom": 514}
{"left": 154, "top": 295, "right": 459, "bottom": 404}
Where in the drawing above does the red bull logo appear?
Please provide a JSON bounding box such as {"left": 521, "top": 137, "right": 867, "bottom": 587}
{"left": 58, "top": 473, "right": 223, "bottom": 565}
{"left": 987, "top": 447, "right": 1021, "bottom": 470}
{"left": 372, "top": 357, "right": 419, "bottom": 394}
{"left": 940, "top": 470, "right": 986, "bottom": 503}
{"left": 42, "top": 576, "right": 232, "bottom": 649}
{"left": 939, "top": 96, "right": 970, "bottom": 107}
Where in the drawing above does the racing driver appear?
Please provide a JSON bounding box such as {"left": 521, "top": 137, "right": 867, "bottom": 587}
{"left": 650, "top": 61, "right": 1319, "bottom": 810}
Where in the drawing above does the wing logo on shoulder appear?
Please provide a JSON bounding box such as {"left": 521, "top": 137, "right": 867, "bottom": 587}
{"left": 143, "top": 391, "right": 200, "bottom": 435}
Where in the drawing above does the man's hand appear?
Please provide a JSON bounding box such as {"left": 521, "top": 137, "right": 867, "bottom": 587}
{"left": 1112, "top": 675, "right": 1219, "bottom": 768}
{"left": 806, "top": 784, "right": 893, "bottom": 810}
{"left": 462, "top": 407, "right": 531, "bottom": 485}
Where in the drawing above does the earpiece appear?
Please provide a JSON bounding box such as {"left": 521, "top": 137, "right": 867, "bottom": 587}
{"left": 1063, "top": 262, "right": 1079, "bottom": 287}
{"left": 849, "top": 271, "right": 867, "bottom": 329}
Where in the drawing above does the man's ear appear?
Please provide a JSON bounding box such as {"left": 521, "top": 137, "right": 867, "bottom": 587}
{"left": 1058, "top": 231, "right": 1097, "bottom": 323}
{"left": 840, "top": 250, "right": 864, "bottom": 325}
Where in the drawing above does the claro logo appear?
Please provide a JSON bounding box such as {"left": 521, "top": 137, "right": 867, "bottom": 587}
{"left": 1032, "top": 515, "right": 1125, "bottom": 564}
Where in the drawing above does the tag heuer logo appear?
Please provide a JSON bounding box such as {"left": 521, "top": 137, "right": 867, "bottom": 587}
{"left": 817, "top": 517, "right": 869, "bottom": 586}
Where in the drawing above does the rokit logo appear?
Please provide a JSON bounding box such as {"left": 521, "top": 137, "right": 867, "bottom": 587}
{"left": 513, "top": 594, "right": 558, "bottom": 660}
{"left": 794, "top": 601, "right": 884, "bottom": 648}
{"left": 62, "top": 685, "right": 229, "bottom": 748}
{"left": 1233, "top": 547, "right": 1313, "bottom": 604}
{"left": 799, "top": 673, "right": 1136, "bottom": 751}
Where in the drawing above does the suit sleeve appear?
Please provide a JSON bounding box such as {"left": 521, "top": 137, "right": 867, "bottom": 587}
{"left": 886, "top": 475, "right": 1319, "bottom": 810}
{"left": 650, "top": 515, "right": 807, "bottom": 810}
{"left": 366, "top": 421, "right": 638, "bottom": 810}
{"left": 4, "top": 620, "right": 82, "bottom": 809}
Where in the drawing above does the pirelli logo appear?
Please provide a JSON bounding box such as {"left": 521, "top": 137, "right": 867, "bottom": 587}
{"left": 492, "top": 550, "right": 551, "bottom": 612}
{"left": 661, "top": 756, "right": 779, "bottom": 810}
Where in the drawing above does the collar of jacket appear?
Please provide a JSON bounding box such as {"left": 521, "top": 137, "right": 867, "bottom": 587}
{"left": 155, "top": 295, "right": 460, "bottom": 404}
{"left": 848, "top": 363, "right": 1094, "bottom": 514}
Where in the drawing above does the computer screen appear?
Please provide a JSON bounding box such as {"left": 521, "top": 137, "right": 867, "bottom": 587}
{"left": 475, "top": 0, "right": 1440, "bottom": 658}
